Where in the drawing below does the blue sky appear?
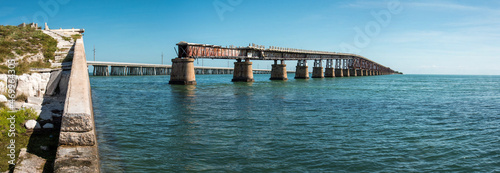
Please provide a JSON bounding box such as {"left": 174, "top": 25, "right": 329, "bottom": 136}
{"left": 1, "top": 0, "right": 499, "bottom": 75}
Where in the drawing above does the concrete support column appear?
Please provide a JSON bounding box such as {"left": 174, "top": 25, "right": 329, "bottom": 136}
{"left": 232, "top": 59, "right": 254, "bottom": 82}
{"left": 350, "top": 69, "right": 357, "bottom": 76}
{"left": 334, "top": 59, "right": 343, "bottom": 77}
{"left": 335, "top": 69, "right": 343, "bottom": 77}
{"left": 312, "top": 67, "right": 324, "bottom": 78}
{"left": 325, "top": 59, "right": 334, "bottom": 78}
{"left": 312, "top": 59, "right": 324, "bottom": 78}
{"left": 325, "top": 68, "right": 334, "bottom": 77}
{"left": 343, "top": 69, "right": 350, "bottom": 77}
{"left": 295, "top": 60, "right": 309, "bottom": 79}
{"left": 93, "top": 65, "right": 109, "bottom": 76}
{"left": 358, "top": 69, "right": 364, "bottom": 76}
{"left": 270, "top": 60, "right": 287, "bottom": 80}
{"left": 169, "top": 58, "right": 196, "bottom": 85}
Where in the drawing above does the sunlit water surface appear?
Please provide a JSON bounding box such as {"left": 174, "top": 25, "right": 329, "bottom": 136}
{"left": 90, "top": 74, "right": 500, "bottom": 172}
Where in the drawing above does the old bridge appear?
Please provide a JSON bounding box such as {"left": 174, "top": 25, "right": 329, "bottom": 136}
{"left": 169, "top": 41, "right": 399, "bottom": 85}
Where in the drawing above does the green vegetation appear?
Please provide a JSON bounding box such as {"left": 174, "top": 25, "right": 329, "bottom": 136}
{"left": 0, "top": 108, "right": 38, "bottom": 171}
{"left": 0, "top": 108, "right": 38, "bottom": 135}
{"left": 0, "top": 25, "right": 58, "bottom": 74}
{"left": 71, "top": 34, "right": 82, "bottom": 40}
{"left": 0, "top": 59, "right": 51, "bottom": 75}
{"left": 61, "top": 36, "right": 71, "bottom": 42}
{"left": 0, "top": 108, "right": 60, "bottom": 172}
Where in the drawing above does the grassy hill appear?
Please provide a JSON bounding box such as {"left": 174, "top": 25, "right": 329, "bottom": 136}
{"left": 0, "top": 25, "right": 57, "bottom": 74}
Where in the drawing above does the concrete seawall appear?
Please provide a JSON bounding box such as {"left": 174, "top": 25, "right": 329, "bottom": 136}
{"left": 54, "top": 38, "right": 100, "bottom": 172}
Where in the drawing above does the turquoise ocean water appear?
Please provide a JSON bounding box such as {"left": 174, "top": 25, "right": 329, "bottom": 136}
{"left": 90, "top": 74, "right": 500, "bottom": 172}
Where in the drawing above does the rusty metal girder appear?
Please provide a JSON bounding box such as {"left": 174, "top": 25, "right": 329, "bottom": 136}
{"left": 176, "top": 41, "right": 396, "bottom": 73}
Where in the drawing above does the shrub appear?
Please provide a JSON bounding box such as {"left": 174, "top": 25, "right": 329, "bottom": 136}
{"left": 71, "top": 34, "right": 81, "bottom": 40}
{"left": 15, "top": 93, "right": 27, "bottom": 102}
{"left": 62, "top": 36, "right": 71, "bottom": 42}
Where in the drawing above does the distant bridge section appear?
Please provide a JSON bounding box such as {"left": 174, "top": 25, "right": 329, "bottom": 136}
{"left": 86, "top": 61, "right": 271, "bottom": 76}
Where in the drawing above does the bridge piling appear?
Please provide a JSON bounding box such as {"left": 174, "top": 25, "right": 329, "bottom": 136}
{"left": 270, "top": 60, "right": 287, "bottom": 80}
{"left": 93, "top": 65, "right": 109, "bottom": 76}
{"left": 295, "top": 60, "right": 309, "bottom": 79}
{"left": 232, "top": 58, "right": 254, "bottom": 82}
{"left": 334, "top": 59, "right": 343, "bottom": 77}
{"left": 169, "top": 58, "right": 196, "bottom": 85}
{"left": 349, "top": 69, "right": 356, "bottom": 77}
{"left": 324, "top": 59, "right": 335, "bottom": 78}
{"left": 344, "top": 69, "right": 350, "bottom": 77}
{"left": 312, "top": 59, "right": 324, "bottom": 78}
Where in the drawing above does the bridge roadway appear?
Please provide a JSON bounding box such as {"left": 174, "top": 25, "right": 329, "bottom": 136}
{"left": 86, "top": 61, "right": 272, "bottom": 76}
{"left": 169, "top": 42, "right": 400, "bottom": 84}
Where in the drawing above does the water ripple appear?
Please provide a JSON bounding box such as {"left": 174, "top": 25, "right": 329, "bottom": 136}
{"left": 91, "top": 74, "right": 500, "bottom": 172}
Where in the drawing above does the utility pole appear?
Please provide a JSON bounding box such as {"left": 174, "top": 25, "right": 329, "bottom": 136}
{"left": 93, "top": 45, "right": 95, "bottom": 61}
{"left": 161, "top": 52, "right": 163, "bottom": 65}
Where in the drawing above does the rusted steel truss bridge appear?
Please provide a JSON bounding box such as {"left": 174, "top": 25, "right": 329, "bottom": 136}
{"left": 169, "top": 41, "right": 401, "bottom": 85}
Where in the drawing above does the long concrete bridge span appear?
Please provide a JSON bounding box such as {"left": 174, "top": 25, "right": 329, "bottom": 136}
{"left": 170, "top": 41, "right": 400, "bottom": 85}
{"left": 87, "top": 61, "right": 272, "bottom": 76}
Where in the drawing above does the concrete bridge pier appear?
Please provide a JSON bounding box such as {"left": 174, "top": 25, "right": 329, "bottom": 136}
{"left": 110, "top": 66, "right": 127, "bottom": 76}
{"left": 295, "top": 60, "right": 309, "bottom": 79}
{"left": 156, "top": 67, "right": 167, "bottom": 75}
{"left": 334, "top": 59, "right": 343, "bottom": 77}
{"left": 93, "top": 65, "right": 109, "bottom": 76}
{"left": 232, "top": 58, "right": 254, "bottom": 82}
{"left": 142, "top": 67, "right": 155, "bottom": 75}
{"left": 169, "top": 58, "right": 196, "bottom": 85}
{"left": 350, "top": 69, "right": 357, "bottom": 76}
{"left": 343, "top": 69, "right": 350, "bottom": 77}
{"left": 324, "top": 59, "right": 335, "bottom": 78}
{"left": 335, "top": 69, "right": 343, "bottom": 77}
{"left": 270, "top": 60, "right": 287, "bottom": 80}
{"left": 312, "top": 59, "right": 324, "bottom": 78}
